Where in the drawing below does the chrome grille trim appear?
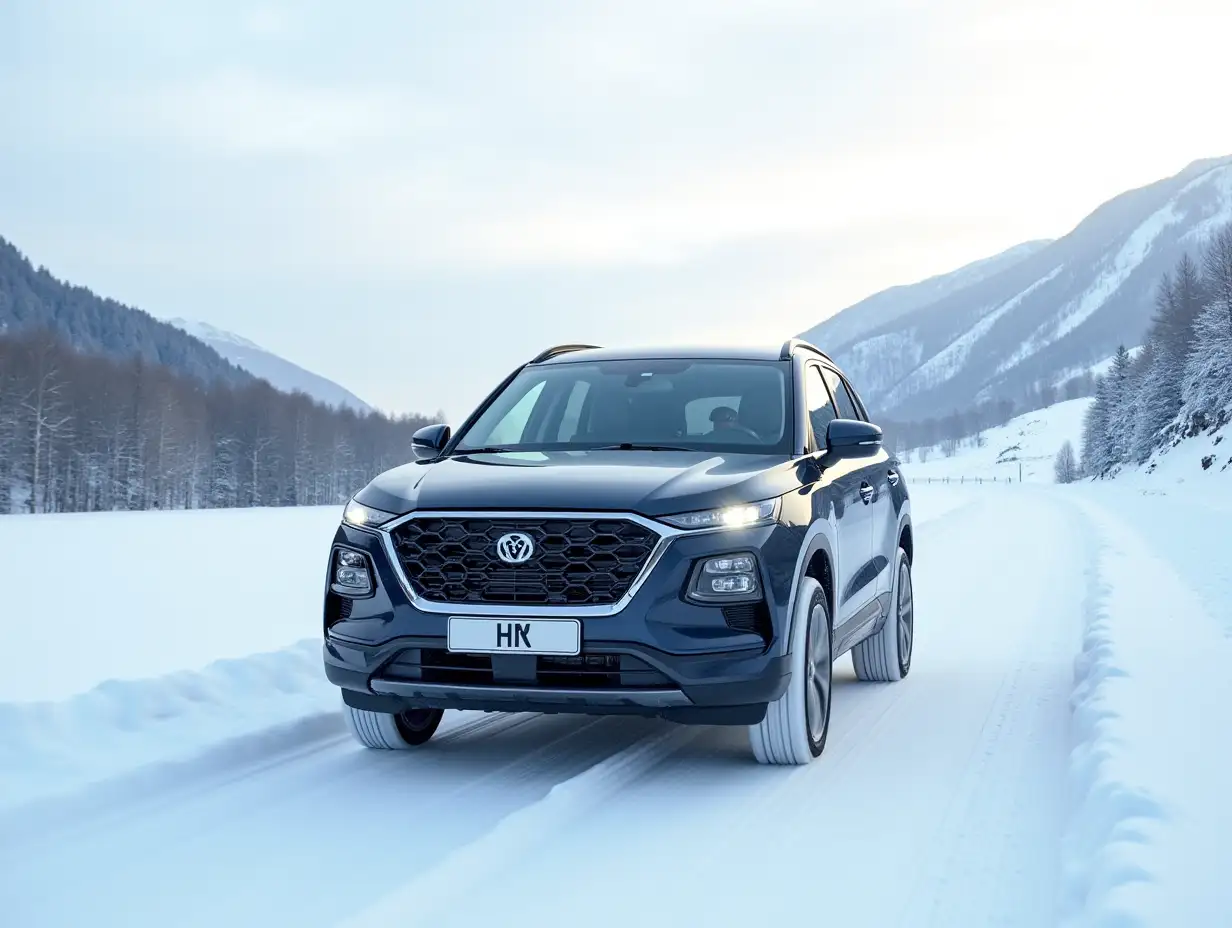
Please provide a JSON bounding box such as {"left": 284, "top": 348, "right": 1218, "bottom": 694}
{"left": 377, "top": 510, "right": 685, "bottom": 617}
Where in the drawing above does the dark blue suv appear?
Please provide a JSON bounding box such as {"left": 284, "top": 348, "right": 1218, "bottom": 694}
{"left": 322, "top": 340, "right": 914, "bottom": 765}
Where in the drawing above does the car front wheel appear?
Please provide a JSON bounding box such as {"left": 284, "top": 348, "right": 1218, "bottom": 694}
{"left": 749, "top": 576, "right": 832, "bottom": 765}
{"left": 343, "top": 701, "right": 445, "bottom": 750}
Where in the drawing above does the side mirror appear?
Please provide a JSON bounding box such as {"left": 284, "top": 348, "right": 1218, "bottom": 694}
{"left": 825, "top": 419, "right": 882, "bottom": 460}
{"left": 411, "top": 423, "right": 451, "bottom": 460}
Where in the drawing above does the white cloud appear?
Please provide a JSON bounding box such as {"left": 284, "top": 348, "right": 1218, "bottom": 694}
{"left": 242, "top": 6, "right": 293, "bottom": 38}
{"left": 138, "top": 70, "right": 441, "bottom": 157}
{"left": 6, "top": 0, "right": 1232, "bottom": 417}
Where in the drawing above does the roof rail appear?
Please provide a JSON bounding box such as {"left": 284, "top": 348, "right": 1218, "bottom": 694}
{"left": 779, "top": 338, "right": 832, "bottom": 363}
{"left": 529, "top": 343, "right": 601, "bottom": 364}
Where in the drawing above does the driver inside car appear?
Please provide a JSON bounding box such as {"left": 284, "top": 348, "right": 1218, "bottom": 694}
{"left": 709, "top": 405, "right": 740, "bottom": 432}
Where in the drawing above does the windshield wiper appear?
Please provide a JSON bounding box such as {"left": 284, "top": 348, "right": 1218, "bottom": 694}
{"left": 593, "top": 443, "right": 694, "bottom": 452}
{"left": 449, "top": 446, "right": 515, "bottom": 456}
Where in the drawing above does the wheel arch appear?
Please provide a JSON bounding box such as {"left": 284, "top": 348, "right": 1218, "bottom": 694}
{"left": 896, "top": 501, "right": 913, "bottom": 565}
{"left": 780, "top": 522, "right": 837, "bottom": 655}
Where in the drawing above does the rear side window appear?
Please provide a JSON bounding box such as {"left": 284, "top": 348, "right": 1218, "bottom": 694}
{"left": 804, "top": 365, "right": 836, "bottom": 447}
{"left": 823, "top": 367, "right": 862, "bottom": 421}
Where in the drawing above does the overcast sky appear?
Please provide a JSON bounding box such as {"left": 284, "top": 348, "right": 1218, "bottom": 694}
{"left": 3, "top": 0, "right": 1231, "bottom": 419}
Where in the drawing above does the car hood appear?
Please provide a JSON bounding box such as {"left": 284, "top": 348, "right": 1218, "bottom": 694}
{"left": 353, "top": 450, "right": 802, "bottom": 519}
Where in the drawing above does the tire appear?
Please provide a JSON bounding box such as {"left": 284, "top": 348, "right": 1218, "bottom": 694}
{"left": 851, "top": 546, "right": 914, "bottom": 682}
{"left": 749, "top": 576, "right": 832, "bottom": 765}
{"left": 343, "top": 701, "right": 445, "bottom": 750}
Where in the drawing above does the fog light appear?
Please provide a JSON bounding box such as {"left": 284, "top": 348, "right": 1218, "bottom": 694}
{"left": 687, "top": 552, "right": 761, "bottom": 602}
{"left": 336, "top": 567, "right": 369, "bottom": 588}
{"left": 704, "top": 555, "right": 755, "bottom": 574}
{"left": 710, "top": 574, "right": 756, "bottom": 594}
{"left": 331, "top": 547, "right": 374, "bottom": 596}
{"left": 337, "top": 549, "right": 366, "bottom": 569}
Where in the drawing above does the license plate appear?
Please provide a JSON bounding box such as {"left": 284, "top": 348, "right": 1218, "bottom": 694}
{"left": 447, "top": 617, "right": 581, "bottom": 656}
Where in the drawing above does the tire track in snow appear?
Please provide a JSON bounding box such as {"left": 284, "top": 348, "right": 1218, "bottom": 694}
{"left": 399, "top": 488, "right": 1081, "bottom": 928}
{"left": 2, "top": 714, "right": 678, "bottom": 928}
{"left": 333, "top": 724, "right": 701, "bottom": 928}
{"left": 0, "top": 707, "right": 533, "bottom": 852}
{"left": 894, "top": 493, "right": 1081, "bottom": 928}
{"left": 0, "top": 708, "right": 596, "bottom": 894}
{"left": 891, "top": 488, "right": 1084, "bottom": 921}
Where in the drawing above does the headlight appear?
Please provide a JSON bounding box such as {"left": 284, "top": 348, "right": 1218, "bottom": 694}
{"left": 343, "top": 500, "right": 396, "bottom": 529}
{"left": 659, "top": 498, "right": 778, "bottom": 530}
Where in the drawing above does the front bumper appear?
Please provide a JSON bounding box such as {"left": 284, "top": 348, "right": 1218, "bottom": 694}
{"left": 321, "top": 514, "right": 802, "bottom": 725}
{"left": 325, "top": 634, "right": 790, "bottom": 725}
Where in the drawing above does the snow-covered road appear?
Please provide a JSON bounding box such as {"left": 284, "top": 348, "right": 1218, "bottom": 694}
{"left": 1, "top": 484, "right": 1227, "bottom": 928}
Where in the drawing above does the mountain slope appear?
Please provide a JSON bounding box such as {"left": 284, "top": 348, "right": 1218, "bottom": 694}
{"left": 168, "top": 318, "right": 373, "bottom": 414}
{"left": 0, "top": 237, "right": 250, "bottom": 387}
{"left": 800, "top": 238, "right": 1051, "bottom": 352}
{"left": 803, "top": 156, "right": 1232, "bottom": 421}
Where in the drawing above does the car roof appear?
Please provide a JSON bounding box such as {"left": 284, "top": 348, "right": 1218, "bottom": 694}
{"left": 535, "top": 344, "right": 799, "bottom": 364}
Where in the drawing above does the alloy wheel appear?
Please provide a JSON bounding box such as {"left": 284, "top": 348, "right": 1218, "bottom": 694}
{"left": 897, "top": 560, "right": 914, "bottom": 671}
{"left": 805, "top": 601, "right": 832, "bottom": 743}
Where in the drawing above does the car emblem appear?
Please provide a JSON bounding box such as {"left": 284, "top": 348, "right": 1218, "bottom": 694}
{"left": 495, "top": 532, "right": 534, "bottom": 564}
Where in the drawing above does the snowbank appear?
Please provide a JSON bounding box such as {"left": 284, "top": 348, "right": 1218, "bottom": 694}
{"left": 0, "top": 504, "right": 344, "bottom": 703}
{"left": 0, "top": 638, "right": 337, "bottom": 812}
{"left": 1061, "top": 498, "right": 1232, "bottom": 926}
{"left": 0, "top": 504, "right": 345, "bottom": 810}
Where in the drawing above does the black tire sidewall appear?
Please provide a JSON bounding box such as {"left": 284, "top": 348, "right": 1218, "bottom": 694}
{"left": 395, "top": 708, "right": 445, "bottom": 745}
{"left": 804, "top": 587, "right": 832, "bottom": 757}
{"left": 896, "top": 550, "right": 913, "bottom": 678}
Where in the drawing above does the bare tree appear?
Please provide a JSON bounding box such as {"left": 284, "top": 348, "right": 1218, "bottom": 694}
{"left": 0, "top": 327, "right": 434, "bottom": 516}
{"left": 1054, "top": 441, "right": 1078, "bottom": 484}
{"left": 20, "top": 333, "right": 73, "bottom": 512}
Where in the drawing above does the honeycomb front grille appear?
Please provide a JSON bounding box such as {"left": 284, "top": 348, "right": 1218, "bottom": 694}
{"left": 388, "top": 516, "right": 660, "bottom": 605}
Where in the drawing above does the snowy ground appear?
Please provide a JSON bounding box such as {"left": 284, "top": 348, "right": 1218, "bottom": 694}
{"left": 1, "top": 485, "right": 1229, "bottom": 927}
{"left": 902, "top": 397, "right": 1092, "bottom": 483}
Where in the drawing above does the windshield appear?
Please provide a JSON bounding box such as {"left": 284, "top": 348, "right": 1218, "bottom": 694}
{"left": 453, "top": 358, "right": 793, "bottom": 455}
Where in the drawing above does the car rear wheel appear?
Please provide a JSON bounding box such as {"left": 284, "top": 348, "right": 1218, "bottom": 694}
{"left": 851, "top": 546, "right": 913, "bottom": 682}
{"left": 749, "top": 576, "right": 832, "bottom": 765}
{"left": 343, "top": 701, "right": 445, "bottom": 749}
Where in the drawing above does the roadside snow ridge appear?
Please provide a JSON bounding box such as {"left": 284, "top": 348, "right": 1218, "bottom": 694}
{"left": 1061, "top": 499, "right": 1232, "bottom": 926}
{"left": 0, "top": 639, "right": 336, "bottom": 811}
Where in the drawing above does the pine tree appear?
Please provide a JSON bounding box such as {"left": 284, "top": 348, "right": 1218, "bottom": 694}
{"left": 1182, "top": 302, "right": 1232, "bottom": 419}
{"left": 1127, "top": 256, "right": 1206, "bottom": 463}
{"left": 1104, "top": 345, "right": 1133, "bottom": 465}
{"left": 1130, "top": 340, "right": 1176, "bottom": 462}
{"left": 1180, "top": 221, "right": 1232, "bottom": 423}
{"left": 1203, "top": 223, "right": 1232, "bottom": 330}
{"left": 1080, "top": 376, "right": 1112, "bottom": 476}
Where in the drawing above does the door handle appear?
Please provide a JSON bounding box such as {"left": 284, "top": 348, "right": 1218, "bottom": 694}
{"left": 887, "top": 469, "right": 900, "bottom": 487}
{"left": 859, "top": 482, "right": 874, "bottom": 504}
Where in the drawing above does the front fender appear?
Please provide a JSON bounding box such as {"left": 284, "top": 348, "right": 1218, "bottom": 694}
{"left": 896, "top": 498, "right": 913, "bottom": 560}
{"left": 779, "top": 519, "right": 838, "bottom": 657}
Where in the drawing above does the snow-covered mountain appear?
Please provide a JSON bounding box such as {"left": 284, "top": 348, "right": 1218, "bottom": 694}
{"left": 168, "top": 318, "right": 373, "bottom": 414}
{"left": 809, "top": 239, "right": 1051, "bottom": 354}
{"left": 802, "top": 156, "right": 1232, "bottom": 420}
